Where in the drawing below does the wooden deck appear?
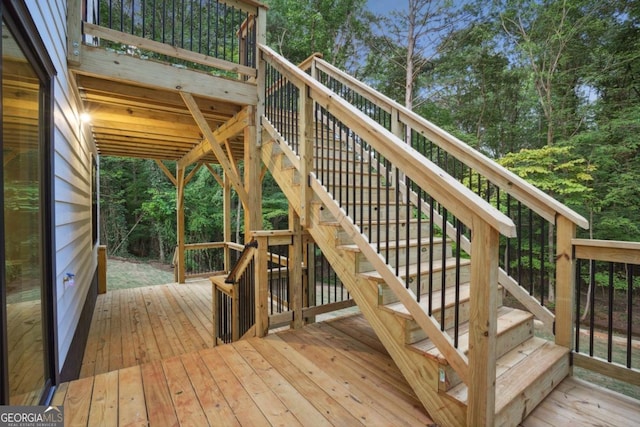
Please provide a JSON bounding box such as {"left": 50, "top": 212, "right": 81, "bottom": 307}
{"left": 60, "top": 283, "right": 640, "bottom": 426}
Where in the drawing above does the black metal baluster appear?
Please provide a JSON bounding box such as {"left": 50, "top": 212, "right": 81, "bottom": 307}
{"left": 607, "top": 262, "right": 614, "bottom": 362}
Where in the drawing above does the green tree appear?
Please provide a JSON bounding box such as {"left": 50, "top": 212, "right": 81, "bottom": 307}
{"left": 265, "top": 0, "right": 372, "bottom": 70}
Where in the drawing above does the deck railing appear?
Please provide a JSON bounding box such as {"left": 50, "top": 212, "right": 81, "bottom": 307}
{"left": 212, "top": 241, "right": 257, "bottom": 344}
{"left": 71, "top": 0, "right": 262, "bottom": 78}
{"left": 183, "top": 242, "right": 226, "bottom": 278}
{"left": 308, "top": 57, "right": 589, "bottom": 343}
{"left": 573, "top": 239, "right": 640, "bottom": 390}
{"left": 259, "top": 45, "right": 591, "bottom": 424}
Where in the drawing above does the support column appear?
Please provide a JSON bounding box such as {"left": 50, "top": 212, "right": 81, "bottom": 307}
{"left": 244, "top": 106, "right": 262, "bottom": 238}
{"left": 176, "top": 166, "right": 186, "bottom": 283}
{"left": 223, "top": 172, "right": 232, "bottom": 270}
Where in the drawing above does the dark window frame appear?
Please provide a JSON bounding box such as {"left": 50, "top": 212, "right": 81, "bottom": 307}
{"left": 0, "top": 0, "right": 57, "bottom": 405}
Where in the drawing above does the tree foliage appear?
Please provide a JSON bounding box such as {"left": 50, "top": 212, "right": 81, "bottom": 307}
{"left": 100, "top": 0, "right": 640, "bottom": 270}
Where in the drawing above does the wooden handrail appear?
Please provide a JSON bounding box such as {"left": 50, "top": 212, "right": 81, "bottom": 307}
{"left": 260, "top": 43, "right": 516, "bottom": 238}
{"left": 312, "top": 58, "right": 589, "bottom": 230}
{"left": 225, "top": 240, "right": 258, "bottom": 284}
{"left": 573, "top": 239, "right": 640, "bottom": 264}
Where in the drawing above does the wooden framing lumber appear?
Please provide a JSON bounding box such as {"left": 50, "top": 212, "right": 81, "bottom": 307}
{"left": 180, "top": 92, "right": 249, "bottom": 208}
{"left": 74, "top": 45, "right": 258, "bottom": 106}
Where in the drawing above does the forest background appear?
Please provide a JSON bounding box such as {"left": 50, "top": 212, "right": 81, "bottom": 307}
{"left": 100, "top": 0, "right": 640, "bottom": 269}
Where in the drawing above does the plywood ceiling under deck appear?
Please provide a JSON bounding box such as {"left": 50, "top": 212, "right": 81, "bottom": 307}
{"left": 72, "top": 61, "right": 255, "bottom": 164}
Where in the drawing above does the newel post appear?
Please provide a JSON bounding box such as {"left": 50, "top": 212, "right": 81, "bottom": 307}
{"left": 254, "top": 235, "right": 269, "bottom": 338}
{"left": 299, "top": 83, "right": 314, "bottom": 227}
{"left": 467, "top": 218, "right": 499, "bottom": 426}
{"left": 555, "top": 215, "right": 576, "bottom": 349}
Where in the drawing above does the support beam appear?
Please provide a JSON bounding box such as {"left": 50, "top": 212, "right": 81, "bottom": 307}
{"left": 184, "top": 163, "right": 203, "bottom": 185}
{"left": 155, "top": 160, "right": 177, "bottom": 186}
{"left": 180, "top": 92, "right": 249, "bottom": 208}
{"left": 204, "top": 163, "right": 224, "bottom": 188}
{"left": 177, "top": 107, "right": 250, "bottom": 169}
{"left": 74, "top": 45, "right": 258, "bottom": 105}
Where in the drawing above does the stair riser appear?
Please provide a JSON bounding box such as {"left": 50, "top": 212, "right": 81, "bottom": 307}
{"left": 378, "top": 263, "right": 471, "bottom": 304}
{"left": 314, "top": 159, "right": 371, "bottom": 171}
{"left": 439, "top": 318, "right": 534, "bottom": 392}
{"left": 295, "top": 173, "right": 385, "bottom": 188}
{"left": 327, "top": 189, "right": 399, "bottom": 203}
{"left": 495, "top": 352, "right": 569, "bottom": 426}
{"left": 402, "top": 291, "right": 504, "bottom": 344}
{"left": 355, "top": 243, "right": 453, "bottom": 272}
{"left": 317, "top": 204, "right": 409, "bottom": 222}
{"left": 335, "top": 221, "right": 434, "bottom": 245}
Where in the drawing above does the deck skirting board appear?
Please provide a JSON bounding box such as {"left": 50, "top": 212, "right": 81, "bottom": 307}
{"left": 60, "top": 268, "right": 98, "bottom": 382}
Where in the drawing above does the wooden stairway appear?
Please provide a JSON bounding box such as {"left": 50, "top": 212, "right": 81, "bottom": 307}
{"left": 260, "top": 121, "right": 570, "bottom": 426}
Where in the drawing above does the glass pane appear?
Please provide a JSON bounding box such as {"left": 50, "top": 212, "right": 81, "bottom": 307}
{"left": 2, "top": 20, "right": 46, "bottom": 405}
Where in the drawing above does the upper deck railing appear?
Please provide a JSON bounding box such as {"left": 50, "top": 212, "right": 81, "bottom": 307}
{"left": 68, "top": 0, "right": 266, "bottom": 79}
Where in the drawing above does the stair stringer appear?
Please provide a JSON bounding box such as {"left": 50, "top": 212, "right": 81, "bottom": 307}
{"left": 261, "top": 137, "right": 468, "bottom": 426}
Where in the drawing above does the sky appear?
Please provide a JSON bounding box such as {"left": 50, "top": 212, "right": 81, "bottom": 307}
{"left": 366, "top": 0, "right": 398, "bottom": 15}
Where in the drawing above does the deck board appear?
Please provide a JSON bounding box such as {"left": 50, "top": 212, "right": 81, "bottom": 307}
{"left": 65, "top": 282, "right": 640, "bottom": 426}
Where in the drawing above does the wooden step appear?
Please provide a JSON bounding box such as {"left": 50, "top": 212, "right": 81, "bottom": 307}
{"left": 315, "top": 201, "right": 409, "bottom": 223}
{"left": 411, "top": 306, "right": 534, "bottom": 392}
{"left": 331, "top": 218, "right": 434, "bottom": 245}
{"left": 447, "top": 337, "right": 570, "bottom": 425}
{"left": 339, "top": 237, "right": 452, "bottom": 273}
{"left": 316, "top": 185, "right": 399, "bottom": 203}
{"left": 381, "top": 282, "right": 504, "bottom": 345}
{"left": 361, "top": 257, "right": 471, "bottom": 304}
{"left": 295, "top": 170, "right": 385, "bottom": 188}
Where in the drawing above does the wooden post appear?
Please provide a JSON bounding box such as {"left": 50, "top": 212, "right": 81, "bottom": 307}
{"left": 289, "top": 208, "right": 303, "bottom": 329}
{"left": 255, "top": 235, "right": 269, "bottom": 337}
{"left": 176, "top": 166, "right": 186, "bottom": 283}
{"left": 467, "top": 219, "right": 499, "bottom": 426}
{"left": 244, "top": 106, "right": 262, "bottom": 240}
{"left": 212, "top": 286, "right": 219, "bottom": 346}
{"left": 223, "top": 172, "right": 232, "bottom": 270}
{"left": 304, "top": 241, "right": 316, "bottom": 323}
{"left": 299, "top": 83, "right": 313, "bottom": 227}
{"left": 66, "top": 0, "right": 82, "bottom": 66}
{"left": 231, "top": 287, "right": 240, "bottom": 342}
{"left": 555, "top": 215, "right": 576, "bottom": 349}
{"left": 98, "top": 245, "right": 107, "bottom": 294}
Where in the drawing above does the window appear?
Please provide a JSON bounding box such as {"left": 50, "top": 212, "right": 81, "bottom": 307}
{"left": 1, "top": 0, "right": 56, "bottom": 405}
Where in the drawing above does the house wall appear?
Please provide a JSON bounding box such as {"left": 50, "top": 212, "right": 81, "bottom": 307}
{"left": 25, "top": 0, "right": 98, "bottom": 378}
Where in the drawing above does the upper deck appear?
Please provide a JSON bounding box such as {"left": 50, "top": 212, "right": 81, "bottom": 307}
{"left": 67, "top": 0, "right": 266, "bottom": 162}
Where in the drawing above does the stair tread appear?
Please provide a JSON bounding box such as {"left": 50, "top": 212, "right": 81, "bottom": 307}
{"left": 410, "top": 306, "right": 533, "bottom": 363}
{"left": 447, "top": 337, "right": 569, "bottom": 413}
{"left": 382, "top": 282, "right": 471, "bottom": 319}
{"left": 360, "top": 256, "right": 470, "bottom": 282}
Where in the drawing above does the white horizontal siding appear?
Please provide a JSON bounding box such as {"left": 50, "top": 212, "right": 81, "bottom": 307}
{"left": 26, "top": 0, "right": 98, "bottom": 370}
